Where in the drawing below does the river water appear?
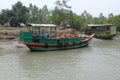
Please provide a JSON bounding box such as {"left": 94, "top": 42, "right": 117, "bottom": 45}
{"left": 0, "top": 38, "right": 120, "bottom": 80}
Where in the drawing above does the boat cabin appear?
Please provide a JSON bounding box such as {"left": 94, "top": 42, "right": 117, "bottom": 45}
{"left": 86, "top": 24, "right": 116, "bottom": 34}
{"left": 27, "top": 23, "right": 57, "bottom": 39}
{"left": 20, "top": 24, "right": 57, "bottom": 42}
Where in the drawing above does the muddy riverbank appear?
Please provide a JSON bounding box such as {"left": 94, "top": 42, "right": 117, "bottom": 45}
{"left": 0, "top": 27, "right": 120, "bottom": 40}
{"left": 0, "top": 27, "right": 27, "bottom": 40}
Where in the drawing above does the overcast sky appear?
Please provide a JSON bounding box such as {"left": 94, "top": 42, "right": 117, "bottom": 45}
{"left": 0, "top": 0, "right": 120, "bottom": 17}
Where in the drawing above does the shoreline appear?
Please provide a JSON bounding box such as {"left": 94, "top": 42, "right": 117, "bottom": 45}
{"left": 0, "top": 27, "right": 120, "bottom": 50}
{"left": 0, "top": 27, "right": 120, "bottom": 41}
{"left": 0, "top": 27, "right": 27, "bottom": 40}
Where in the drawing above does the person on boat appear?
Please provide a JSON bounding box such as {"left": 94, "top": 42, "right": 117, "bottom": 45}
{"left": 46, "top": 33, "right": 51, "bottom": 39}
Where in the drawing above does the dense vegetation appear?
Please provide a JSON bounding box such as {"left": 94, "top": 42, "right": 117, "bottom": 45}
{"left": 0, "top": 0, "right": 120, "bottom": 31}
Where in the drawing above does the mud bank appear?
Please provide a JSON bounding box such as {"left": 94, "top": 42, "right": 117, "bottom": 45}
{"left": 0, "top": 27, "right": 27, "bottom": 40}
{"left": 0, "top": 27, "right": 120, "bottom": 40}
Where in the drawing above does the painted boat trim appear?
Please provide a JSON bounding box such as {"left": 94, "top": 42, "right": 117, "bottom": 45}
{"left": 19, "top": 34, "right": 94, "bottom": 51}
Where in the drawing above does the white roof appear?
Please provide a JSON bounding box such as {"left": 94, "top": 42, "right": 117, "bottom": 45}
{"left": 88, "top": 24, "right": 114, "bottom": 27}
{"left": 29, "top": 23, "right": 57, "bottom": 27}
{"left": 88, "top": 24, "right": 102, "bottom": 27}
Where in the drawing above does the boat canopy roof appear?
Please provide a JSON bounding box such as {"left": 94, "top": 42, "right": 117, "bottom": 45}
{"left": 28, "top": 23, "right": 57, "bottom": 27}
{"left": 88, "top": 24, "right": 114, "bottom": 27}
{"left": 102, "top": 24, "right": 113, "bottom": 27}
{"left": 88, "top": 24, "right": 102, "bottom": 27}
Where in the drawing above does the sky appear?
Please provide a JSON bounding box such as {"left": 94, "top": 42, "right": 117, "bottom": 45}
{"left": 0, "top": 0, "right": 120, "bottom": 17}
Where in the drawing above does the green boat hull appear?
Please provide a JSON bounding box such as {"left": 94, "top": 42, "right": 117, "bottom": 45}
{"left": 94, "top": 33, "right": 116, "bottom": 39}
{"left": 21, "top": 39, "right": 91, "bottom": 51}
{"left": 19, "top": 23, "right": 94, "bottom": 51}
{"left": 85, "top": 31, "right": 116, "bottom": 39}
{"left": 85, "top": 24, "right": 117, "bottom": 39}
{"left": 28, "top": 41, "right": 90, "bottom": 51}
{"left": 19, "top": 31, "right": 94, "bottom": 51}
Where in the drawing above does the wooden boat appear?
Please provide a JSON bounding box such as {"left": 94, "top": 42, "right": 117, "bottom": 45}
{"left": 19, "top": 24, "right": 94, "bottom": 51}
{"left": 85, "top": 24, "right": 116, "bottom": 39}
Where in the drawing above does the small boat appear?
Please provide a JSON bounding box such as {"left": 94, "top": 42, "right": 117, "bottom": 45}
{"left": 85, "top": 24, "right": 117, "bottom": 39}
{"left": 19, "top": 24, "right": 94, "bottom": 51}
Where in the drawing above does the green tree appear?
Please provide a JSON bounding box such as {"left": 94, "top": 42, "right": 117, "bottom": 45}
{"left": 98, "top": 13, "right": 107, "bottom": 24}
{"left": 50, "top": 7, "right": 62, "bottom": 25}
{"left": 10, "top": 1, "right": 29, "bottom": 26}
{"left": 107, "top": 13, "right": 115, "bottom": 24}
{"left": 107, "top": 14, "right": 120, "bottom": 31}
{"left": 51, "top": 0, "right": 71, "bottom": 25}
{"left": 70, "top": 14, "right": 82, "bottom": 30}
{"left": 28, "top": 4, "right": 41, "bottom": 23}
{"left": 0, "top": 9, "right": 11, "bottom": 25}
{"left": 114, "top": 15, "right": 120, "bottom": 31}
{"left": 28, "top": 4, "right": 50, "bottom": 23}
{"left": 41, "top": 5, "right": 50, "bottom": 23}
{"left": 92, "top": 17, "right": 99, "bottom": 24}
{"left": 81, "top": 11, "right": 93, "bottom": 24}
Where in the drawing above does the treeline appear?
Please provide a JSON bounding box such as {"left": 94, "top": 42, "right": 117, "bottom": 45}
{"left": 0, "top": 1, "right": 120, "bottom": 31}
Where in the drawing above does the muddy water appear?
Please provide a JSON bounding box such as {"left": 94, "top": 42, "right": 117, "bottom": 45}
{"left": 0, "top": 38, "right": 120, "bottom": 80}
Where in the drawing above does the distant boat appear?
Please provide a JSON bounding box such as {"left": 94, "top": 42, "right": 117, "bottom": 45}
{"left": 85, "top": 24, "right": 117, "bottom": 39}
{"left": 19, "top": 23, "right": 94, "bottom": 51}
